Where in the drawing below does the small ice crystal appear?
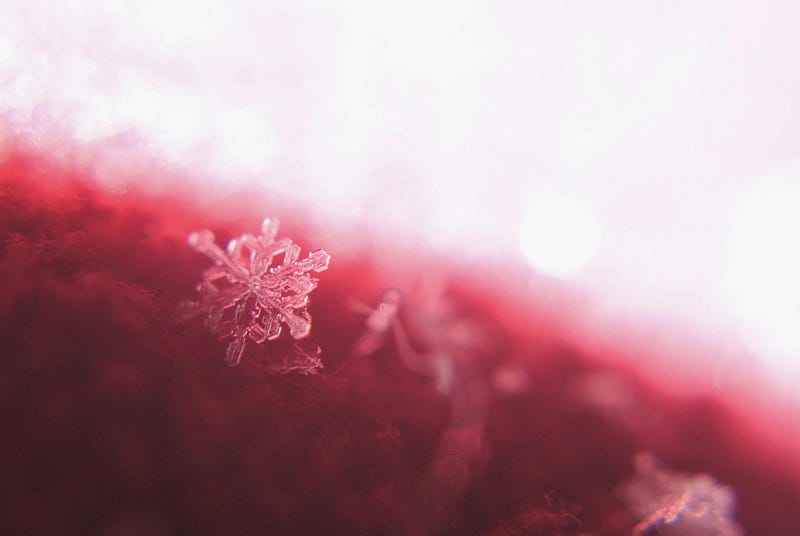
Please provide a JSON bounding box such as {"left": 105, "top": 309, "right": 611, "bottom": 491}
{"left": 178, "top": 217, "right": 330, "bottom": 366}
{"left": 351, "top": 289, "right": 402, "bottom": 358}
{"left": 621, "top": 453, "right": 744, "bottom": 536}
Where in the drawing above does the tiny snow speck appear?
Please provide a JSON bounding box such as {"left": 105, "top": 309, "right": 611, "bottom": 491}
{"left": 178, "top": 217, "right": 330, "bottom": 366}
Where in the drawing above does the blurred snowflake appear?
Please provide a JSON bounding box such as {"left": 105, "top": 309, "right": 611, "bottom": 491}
{"left": 178, "top": 217, "right": 330, "bottom": 366}
{"left": 347, "top": 276, "right": 494, "bottom": 394}
{"left": 621, "top": 452, "right": 744, "bottom": 536}
{"left": 350, "top": 288, "right": 402, "bottom": 358}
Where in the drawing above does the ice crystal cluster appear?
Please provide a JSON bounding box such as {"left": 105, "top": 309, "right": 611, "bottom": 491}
{"left": 621, "top": 453, "right": 744, "bottom": 536}
{"left": 179, "top": 217, "right": 330, "bottom": 366}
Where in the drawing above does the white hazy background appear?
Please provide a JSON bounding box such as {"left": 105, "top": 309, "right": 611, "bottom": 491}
{"left": 3, "top": 0, "right": 800, "bottom": 399}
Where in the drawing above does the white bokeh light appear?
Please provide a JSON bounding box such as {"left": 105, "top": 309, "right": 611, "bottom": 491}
{"left": 519, "top": 193, "right": 603, "bottom": 277}
{"left": 724, "top": 170, "right": 800, "bottom": 386}
{"left": 217, "top": 108, "right": 277, "bottom": 174}
{"left": 104, "top": 0, "right": 232, "bottom": 48}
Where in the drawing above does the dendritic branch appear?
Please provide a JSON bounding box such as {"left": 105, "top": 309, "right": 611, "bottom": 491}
{"left": 178, "top": 217, "right": 330, "bottom": 366}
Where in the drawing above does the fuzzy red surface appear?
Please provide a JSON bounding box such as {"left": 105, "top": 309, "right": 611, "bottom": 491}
{"left": 1, "top": 150, "right": 799, "bottom": 535}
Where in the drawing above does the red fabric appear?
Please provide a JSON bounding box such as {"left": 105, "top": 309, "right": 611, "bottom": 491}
{"left": 1, "top": 150, "right": 798, "bottom": 535}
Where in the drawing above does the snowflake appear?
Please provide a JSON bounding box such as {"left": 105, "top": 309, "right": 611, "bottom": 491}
{"left": 345, "top": 278, "right": 491, "bottom": 394}
{"left": 621, "top": 453, "right": 744, "bottom": 536}
{"left": 178, "top": 217, "right": 330, "bottom": 366}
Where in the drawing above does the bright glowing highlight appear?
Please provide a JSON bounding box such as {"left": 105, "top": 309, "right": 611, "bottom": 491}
{"left": 519, "top": 193, "right": 602, "bottom": 277}
{"left": 725, "top": 174, "right": 800, "bottom": 385}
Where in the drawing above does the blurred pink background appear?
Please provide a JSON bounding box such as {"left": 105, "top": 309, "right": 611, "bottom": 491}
{"left": 3, "top": 1, "right": 800, "bottom": 401}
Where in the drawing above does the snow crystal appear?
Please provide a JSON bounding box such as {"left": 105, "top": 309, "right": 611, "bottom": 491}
{"left": 351, "top": 288, "right": 402, "bottom": 358}
{"left": 178, "top": 217, "right": 330, "bottom": 366}
{"left": 621, "top": 453, "right": 744, "bottom": 536}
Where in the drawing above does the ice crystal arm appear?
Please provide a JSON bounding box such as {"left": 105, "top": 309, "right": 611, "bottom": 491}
{"left": 189, "top": 229, "right": 249, "bottom": 280}
{"left": 179, "top": 217, "right": 329, "bottom": 367}
{"left": 297, "top": 249, "right": 331, "bottom": 272}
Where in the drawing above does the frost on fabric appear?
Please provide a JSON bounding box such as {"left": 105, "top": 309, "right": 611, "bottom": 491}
{"left": 621, "top": 452, "right": 744, "bottom": 536}
{"left": 251, "top": 344, "right": 324, "bottom": 376}
{"left": 178, "top": 217, "right": 330, "bottom": 366}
